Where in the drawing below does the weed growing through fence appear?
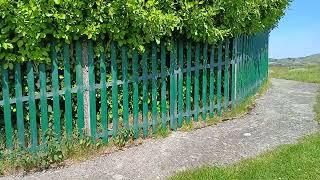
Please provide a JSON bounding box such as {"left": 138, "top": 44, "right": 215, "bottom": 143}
{"left": 153, "top": 125, "right": 171, "bottom": 139}
{"left": 114, "top": 128, "right": 134, "bottom": 149}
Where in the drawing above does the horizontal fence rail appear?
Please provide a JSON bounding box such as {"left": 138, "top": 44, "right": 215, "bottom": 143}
{"left": 0, "top": 33, "right": 269, "bottom": 151}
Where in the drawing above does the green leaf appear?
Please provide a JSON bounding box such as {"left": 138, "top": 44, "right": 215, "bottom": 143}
{"left": 54, "top": 0, "right": 61, "bottom": 5}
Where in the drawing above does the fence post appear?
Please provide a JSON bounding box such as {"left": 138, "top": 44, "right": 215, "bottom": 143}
{"left": 82, "top": 40, "right": 91, "bottom": 136}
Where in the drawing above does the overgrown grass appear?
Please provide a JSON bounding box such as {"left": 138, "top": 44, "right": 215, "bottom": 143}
{"left": 171, "top": 133, "right": 320, "bottom": 180}
{"left": 270, "top": 65, "right": 320, "bottom": 83}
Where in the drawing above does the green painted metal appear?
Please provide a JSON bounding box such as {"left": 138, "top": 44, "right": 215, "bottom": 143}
{"left": 14, "top": 64, "right": 25, "bottom": 147}
{"left": 177, "top": 40, "right": 184, "bottom": 127}
{"left": 39, "top": 64, "right": 48, "bottom": 143}
{"left": 231, "top": 38, "right": 237, "bottom": 107}
{"left": 151, "top": 43, "right": 158, "bottom": 132}
{"left": 132, "top": 50, "right": 140, "bottom": 138}
{"left": 160, "top": 43, "right": 167, "bottom": 130}
{"left": 209, "top": 45, "right": 215, "bottom": 117}
{"left": 99, "top": 43, "right": 108, "bottom": 143}
{"left": 2, "top": 68, "right": 13, "bottom": 149}
{"left": 194, "top": 43, "right": 200, "bottom": 121}
{"left": 217, "top": 43, "right": 222, "bottom": 116}
{"left": 202, "top": 43, "right": 208, "bottom": 121}
{"left": 63, "top": 44, "right": 73, "bottom": 138}
{"left": 122, "top": 46, "right": 129, "bottom": 129}
{"left": 186, "top": 42, "right": 192, "bottom": 123}
{"left": 88, "top": 40, "right": 97, "bottom": 139}
{"left": 111, "top": 41, "right": 119, "bottom": 137}
{"left": 51, "top": 43, "right": 61, "bottom": 140}
{"left": 75, "top": 40, "right": 85, "bottom": 137}
{"left": 27, "top": 62, "right": 37, "bottom": 148}
{"left": 170, "top": 40, "right": 177, "bottom": 130}
{"left": 142, "top": 50, "right": 149, "bottom": 137}
{"left": 224, "top": 40, "right": 230, "bottom": 109}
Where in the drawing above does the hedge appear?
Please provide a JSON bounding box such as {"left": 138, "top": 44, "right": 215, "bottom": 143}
{"left": 0, "top": 0, "right": 290, "bottom": 63}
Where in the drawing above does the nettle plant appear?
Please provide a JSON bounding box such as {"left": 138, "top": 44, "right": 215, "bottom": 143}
{"left": 0, "top": 0, "right": 290, "bottom": 63}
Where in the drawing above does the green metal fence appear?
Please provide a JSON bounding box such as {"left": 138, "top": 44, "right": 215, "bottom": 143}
{"left": 0, "top": 33, "right": 269, "bottom": 151}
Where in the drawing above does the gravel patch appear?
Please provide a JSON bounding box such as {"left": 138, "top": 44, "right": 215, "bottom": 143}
{"left": 3, "top": 78, "right": 319, "bottom": 180}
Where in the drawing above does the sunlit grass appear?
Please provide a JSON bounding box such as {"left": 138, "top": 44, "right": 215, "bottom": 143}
{"left": 171, "top": 133, "right": 320, "bottom": 180}
{"left": 270, "top": 65, "right": 320, "bottom": 84}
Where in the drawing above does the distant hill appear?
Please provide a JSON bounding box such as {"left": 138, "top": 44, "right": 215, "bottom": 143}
{"left": 269, "top": 53, "right": 320, "bottom": 66}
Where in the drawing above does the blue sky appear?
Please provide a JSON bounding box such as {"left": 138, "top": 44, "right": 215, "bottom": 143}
{"left": 269, "top": 0, "right": 320, "bottom": 59}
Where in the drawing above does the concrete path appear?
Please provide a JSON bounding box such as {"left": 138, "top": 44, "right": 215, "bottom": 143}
{"left": 4, "top": 79, "right": 319, "bottom": 180}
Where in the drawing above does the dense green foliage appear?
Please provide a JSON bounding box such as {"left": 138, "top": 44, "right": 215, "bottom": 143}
{"left": 0, "top": 0, "right": 290, "bottom": 62}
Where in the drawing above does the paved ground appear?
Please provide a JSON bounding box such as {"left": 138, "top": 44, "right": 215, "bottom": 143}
{"left": 4, "top": 79, "right": 319, "bottom": 180}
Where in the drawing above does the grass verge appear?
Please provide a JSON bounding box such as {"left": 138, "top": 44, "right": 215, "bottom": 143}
{"left": 270, "top": 65, "right": 320, "bottom": 84}
{"left": 170, "top": 132, "right": 320, "bottom": 180}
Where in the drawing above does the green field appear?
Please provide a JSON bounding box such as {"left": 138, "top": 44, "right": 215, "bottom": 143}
{"left": 270, "top": 53, "right": 320, "bottom": 83}
{"left": 171, "top": 54, "right": 320, "bottom": 180}
{"left": 270, "top": 65, "right": 320, "bottom": 84}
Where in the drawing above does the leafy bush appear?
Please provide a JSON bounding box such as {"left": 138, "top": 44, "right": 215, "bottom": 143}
{"left": 0, "top": 0, "right": 290, "bottom": 62}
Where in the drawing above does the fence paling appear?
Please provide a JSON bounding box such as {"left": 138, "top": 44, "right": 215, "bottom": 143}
{"left": 151, "top": 43, "right": 158, "bottom": 132}
{"left": 75, "top": 40, "right": 85, "bottom": 137}
{"left": 51, "top": 43, "right": 61, "bottom": 140}
{"left": 209, "top": 45, "right": 215, "bottom": 118}
{"left": 2, "top": 68, "right": 13, "bottom": 149}
{"left": 217, "top": 44, "right": 222, "bottom": 116}
{"left": 99, "top": 44, "right": 108, "bottom": 143}
{"left": 224, "top": 40, "right": 230, "bottom": 110}
{"left": 194, "top": 43, "right": 200, "bottom": 121}
{"left": 88, "top": 40, "right": 97, "bottom": 139}
{"left": 202, "top": 43, "right": 208, "bottom": 121}
{"left": 160, "top": 43, "right": 167, "bottom": 130}
{"left": 39, "top": 64, "right": 49, "bottom": 143}
{"left": 133, "top": 50, "right": 140, "bottom": 138}
{"left": 63, "top": 44, "right": 73, "bottom": 139}
{"left": 122, "top": 46, "right": 129, "bottom": 130}
{"left": 186, "top": 42, "right": 192, "bottom": 123}
{"left": 177, "top": 40, "right": 184, "bottom": 128}
{"left": 142, "top": 50, "right": 149, "bottom": 136}
{"left": 231, "top": 39, "right": 236, "bottom": 107}
{"left": 27, "top": 62, "right": 37, "bottom": 148}
{"left": 111, "top": 41, "right": 119, "bottom": 137}
{"left": 15, "top": 64, "right": 25, "bottom": 147}
{"left": 169, "top": 41, "right": 176, "bottom": 130}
